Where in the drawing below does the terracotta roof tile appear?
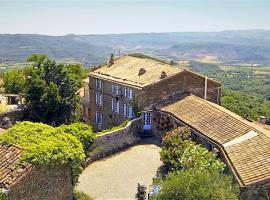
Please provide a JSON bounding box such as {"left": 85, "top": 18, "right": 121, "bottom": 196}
{"left": 90, "top": 55, "right": 183, "bottom": 87}
{"left": 161, "top": 95, "right": 270, "bottom": 187}
{"left": 0, "top": 144, "right": 32, "bottom": 190}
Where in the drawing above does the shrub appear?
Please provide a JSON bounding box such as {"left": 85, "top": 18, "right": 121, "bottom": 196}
{"left": 180, "top": 142, "right": 224, "bottom": 172}
{"left": 74, "top": 191, "right": 94, "bottom": 200}
{"left": 160, "top": 127, "right": 224, "bottom": 172}
{"left": 0, "top": 121, "right": 89, "bottom": 186}
{"left": 152, "top": 170, "right": 240, "bottom": 200}
{"left": 160, "top": 127, "right": 194, "bottom": 171}
{"left": 57, "top": 123, "right": 95, "bottom": 153}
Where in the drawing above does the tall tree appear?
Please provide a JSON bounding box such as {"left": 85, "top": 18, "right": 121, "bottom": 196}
{"left": 2, "top": 69, "right": 25, "bottom": 94}
{"left": 25, "top": 55, "right": 80, "bottom": 125}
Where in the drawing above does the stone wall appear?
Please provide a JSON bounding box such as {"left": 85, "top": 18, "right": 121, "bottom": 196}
{"left": 242, "top": 182, "right": 270, "bottom": 200}
{"left": 0, "top": 108, "right": 26, "bottom": 128}
{"left": 7, "top": 165, "right": 73, "bottom": 200}
{"left": 84, "top": 118, "right": 141, "bottom": 167}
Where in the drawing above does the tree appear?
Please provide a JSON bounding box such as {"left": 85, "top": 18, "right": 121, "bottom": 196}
{"left": 152, "top": 170, "right": 240, "bottom": 200}
{"left": 2, "top": 69, "right": 25, "bottom": 94}
{"left": 136, "top": 183, "right": 147, "bottom": 200}
{"left": 64, "top": 64, "right": 87, "bottom": 89}
{"left": 25, "top": 55, "right": 80, "bottom": 125}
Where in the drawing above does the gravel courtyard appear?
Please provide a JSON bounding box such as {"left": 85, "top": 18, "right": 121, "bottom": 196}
{"left": 77, "top": 139, "right": 162, "bottom": 200}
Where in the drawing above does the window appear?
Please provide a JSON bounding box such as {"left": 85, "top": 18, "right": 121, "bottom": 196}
{"left": 127, "top": 105, "right": 133, "bottom": 119}
{"left": 112, "top": 83, "right": 120, "bottom": 95}
{"left": 124, "top": 87, "right": 133, "bottom": 100}
{"left": 95, "top": 92, "right": 102, "bottom": 106}
{"left": 95, "top": 112, "right": 102, "bottom": 125}
{"left": 111, "top": 98, "right": 120, "bottom": 114}
{"left": 128, "top": 88, "right": 133, "bottom": 100}
{"left": 96, "top": 79, "right": 102, "bottom": 89}
{"left": 123, "top": 103, "right": 127, "bottom": 117}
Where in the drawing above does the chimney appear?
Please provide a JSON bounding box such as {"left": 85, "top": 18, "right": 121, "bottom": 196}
{"left": 160, "top": 71, "right": 167, "bottom": 79}
{"left": 138, "top": 68, "right": 146, "bottom": 76}
{"left": 108, "top": 54, "right": 114, "bottom": 66}
{"left": 204, "top": 77, "right": 208, "bottom": 100}
{"left": 258, "top": 116, "right": 267, "bottom": 125}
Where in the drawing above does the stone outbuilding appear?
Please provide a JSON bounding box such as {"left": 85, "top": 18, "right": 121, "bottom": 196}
{"left": 0, "top": 145, "right": 73, "bottom": 200}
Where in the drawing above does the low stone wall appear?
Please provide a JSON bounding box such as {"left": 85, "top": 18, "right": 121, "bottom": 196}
{"left": 83, "top": 118, "right": 141, "bottom": 167}
{"left": 0, "top": 108, "right": 26, "bottom": 128}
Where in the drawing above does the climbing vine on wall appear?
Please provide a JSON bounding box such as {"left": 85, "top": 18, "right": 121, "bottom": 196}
{"left": 0, "top": 121, "right": 94, "bottom": 186}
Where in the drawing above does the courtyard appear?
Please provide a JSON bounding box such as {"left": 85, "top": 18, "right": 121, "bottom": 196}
{"left": 77, "top": 138, "right": 162, "bottom": 200}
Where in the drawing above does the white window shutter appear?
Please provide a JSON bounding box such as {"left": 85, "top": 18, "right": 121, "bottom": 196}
{"left": 95, "top": 93, "right": 98, "bottom": 105}
{"left": 112, "top": 84, "right": 115, "bottom": 94}
{"left": 100, "top": 113, "right": 102, "bottom": 124}
{"left": 116, "top": 100, "right": 120, "bottom": 114}
{"left": 111, "top": 98, "right": 114, "bottom": 111}
{"left": 99, "top": 94, "right": 103, "bottom": 106}
{"left": 95, "top": 111, "right": 98, "bottom": 123}
{"left": 123, "top": 104, "right": 127, "bottom": 117}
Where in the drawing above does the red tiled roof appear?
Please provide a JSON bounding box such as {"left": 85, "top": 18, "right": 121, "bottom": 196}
{"left": 0, "top": 145, "right": 32, "bottom": 190}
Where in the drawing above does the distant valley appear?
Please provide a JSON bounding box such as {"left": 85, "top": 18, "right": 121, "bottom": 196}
{"left": 1, "top": 29, "right": 270, "bottom": 68}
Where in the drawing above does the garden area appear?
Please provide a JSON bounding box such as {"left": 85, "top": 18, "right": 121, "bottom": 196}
{"left": 147, "top": 127, "right": 241, "bottom": 200}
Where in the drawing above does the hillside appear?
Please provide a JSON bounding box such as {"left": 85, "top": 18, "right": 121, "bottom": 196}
{"left": 1, "top": 30, "right": 270, "bottom": 66}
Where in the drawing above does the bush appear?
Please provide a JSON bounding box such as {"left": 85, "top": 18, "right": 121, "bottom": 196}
{"left": 74, "top": 191, "right": 94, "bottom": 200}
{"left": 57, "top": 123, "right": 95, "bottom": 153}
{"left": 152, "top": 170, "right": 240, "bottom": 200}
{"left": 0, "top": 121, "right": 93, "bottom": 186}
{"left": 160, "top": 127, "right": 194, "bottom": 171}
{"left": 160, "top": 127, "right": 224, "bottom": 172}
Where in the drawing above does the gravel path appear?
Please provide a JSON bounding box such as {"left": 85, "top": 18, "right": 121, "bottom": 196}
{"left": 77, "top": 139, "right": 162, "bottom": 200}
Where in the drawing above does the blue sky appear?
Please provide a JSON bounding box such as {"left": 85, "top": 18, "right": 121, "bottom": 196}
{"left": 0, "top": 0, "right": 269, "bottom": 35}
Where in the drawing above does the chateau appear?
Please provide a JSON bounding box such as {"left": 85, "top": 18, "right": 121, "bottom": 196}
{"left": 82, "top": 54, "right": 221, "bottom": 131}
{"left": 80, "top": 54, "right": 270, "bottom": 199}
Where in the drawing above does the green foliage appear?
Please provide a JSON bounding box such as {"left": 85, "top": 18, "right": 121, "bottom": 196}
{"left": 74, "top": 190, "right": 95, "bottom": 200}
{"left": 0, "top": 121, "right": 95, "bottom": 186}
{"left": 64, "top": 64, "right": 87, "bottom": 88}
{"left": 152, "top": 170, "right": 240, "bottom": 200}
{"left": 221, "top": 88, "right": 270, "bottom": 124}
{"left": 160, "top": 128, "right": 224, "bottom": 172}
{"left": 95, "top": 120, "right": 129, "bottom": 136}
{"left": 188, "top": 61, "right": 270, "bottom": 125}
{"left": 160, "top": 128, "right": 193, "bottom": 171}
{"left": 0, "top": 193, "right": 7, "bottom": 200}
{"left": 25, "top": 54, "right": 80, "bottom": 125}
{"left": 2, "top": 69, "right": 25, "bottom": 94}
{"left": 136, "top": 183, "right": 147, "bottom": 200}
{"left": 132, "top": 97, "right": 143, "bottom": 117}
{"left": 57, "top": 123, "right": 95, "bottom": 153}
{"left": 180, "top": 142, "right": 224, "bottom": 172}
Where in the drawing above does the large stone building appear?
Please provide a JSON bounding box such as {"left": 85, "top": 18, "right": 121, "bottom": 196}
{"left": 83, "top": 54, "right": 221, "bottom": 131}
{"left": 0, "top": 145, "right": 73, "bottom": 200}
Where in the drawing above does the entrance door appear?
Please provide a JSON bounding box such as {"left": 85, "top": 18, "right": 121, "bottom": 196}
{"left": 143, "top": 112, "right": 151, "bottom": 130}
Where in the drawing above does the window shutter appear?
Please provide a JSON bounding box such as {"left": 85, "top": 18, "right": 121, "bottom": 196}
{"left": 123, "top": 104, "right": 127, "bottom": 117}
{"left": 116, "top": 100, "right": 120, "bottom": 114}
{"left": 111, "top": 98, "right": 114, "bottom": 112}
{"left": 95, "top": 111, "right": 98, "bottom": 123}
{"left": 112, "top": 84, "right": 115, "bottom": 94}
{"left": 99, "top": 94, "right": 103, "bottom": 106}
{"left": 95, "top": 93, "right": 98, "bottom": 105}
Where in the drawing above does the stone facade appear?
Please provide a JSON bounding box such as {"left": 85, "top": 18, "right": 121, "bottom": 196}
{"left": 88, "top": 69, "right": 221, "bottom": 131}
{"left": 89, "top": 76, "right": 140, "bottom": 131}
{"left": 84, "top": 118, "right": 141, "bottom": 167}
{"left": 242, "top": 182, "right": 270, "bottom": 200}
{"left": 7, "top": 165, "right": 73, "bottom": 200}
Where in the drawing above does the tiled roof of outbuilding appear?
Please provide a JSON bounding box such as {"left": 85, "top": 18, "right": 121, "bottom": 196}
{"left": 161, "top": 95, "right": 270, "bottom": 187}
{"left": 0, "top": 145, "right": 32, "bottom": 190}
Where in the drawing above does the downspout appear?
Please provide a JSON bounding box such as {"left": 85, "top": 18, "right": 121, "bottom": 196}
{"left": 204, "top": 77, "right": 208, "bottom": 100}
